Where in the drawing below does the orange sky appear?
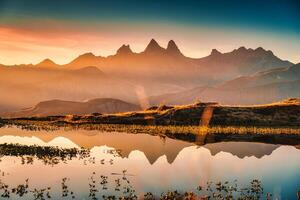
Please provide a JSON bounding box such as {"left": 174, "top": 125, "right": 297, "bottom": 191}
{"left": 0, "top": 19, "right": 300, "bottom": 65}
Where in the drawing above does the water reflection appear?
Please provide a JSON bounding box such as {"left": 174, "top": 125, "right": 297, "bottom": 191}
{"left": 0, "top": 126, "right": 299, "bottom": 199}
{"left": 0, "top": 127, "right": 192, "bottom": 164}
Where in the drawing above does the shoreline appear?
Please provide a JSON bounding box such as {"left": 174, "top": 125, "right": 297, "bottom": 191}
{"left": 2, "top": 121, "right": 300, "bottom": 146}
{"left": 1, "top": 98, "right": 299, "bottom": 146}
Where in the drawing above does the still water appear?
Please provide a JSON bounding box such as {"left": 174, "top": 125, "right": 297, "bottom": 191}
{"left": 0, "top": 126, "right": 299, "bottom": 199}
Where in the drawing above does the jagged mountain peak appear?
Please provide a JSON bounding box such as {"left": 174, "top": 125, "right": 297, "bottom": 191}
{"left": 254, "top": 47, "right": 274, "bottom": 56}
{"left": 116, "top": 44, "right": 133, "bottom": 55}
{"left": 144, "top": 39, "right": 165, "bottom": 53}
{"left": 233, "top": 46, "right": 274, "bottom": 56}
{"left": 255, "top": 47, "right": 265, "bottom": 51}
{"left": 210, "top": 49, "right": 222, "bottom": 56}
{"left": 236, "top": 46, "right": 248, "bottom": 52}
{"left": 166, "top": 40, "right": 182, "bottom": 55}
{"left": 149, "top": 38, "right": 159, "bottom": 45}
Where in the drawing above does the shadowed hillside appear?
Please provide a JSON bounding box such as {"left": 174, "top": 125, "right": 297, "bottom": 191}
{"left": 1, "top": 98, "right": 141, "bottom": 118}
{"left": 5, "top": 98, "right": 300, "bottom": 127}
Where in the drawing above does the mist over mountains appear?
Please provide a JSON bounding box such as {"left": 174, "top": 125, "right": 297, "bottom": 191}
{"left": 0, "top": 39, "right": 299, "bottom": 115}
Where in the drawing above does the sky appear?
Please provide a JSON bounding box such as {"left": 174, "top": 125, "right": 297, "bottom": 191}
{"left": 0, "top": 0, "right": 299, "bottom": 65}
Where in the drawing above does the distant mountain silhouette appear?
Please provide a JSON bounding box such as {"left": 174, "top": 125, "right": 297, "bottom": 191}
{"left": 60, "top": 40, "right": 292, "bottom": 83}
{"left": 2, "top": 98, "right": 141, "bottom": 118}
{"left": 1, "top": 40, "right": 293, "bottom": 79}
{"left": 166, "top": 40, "right": 183, "bottom": 56}
{"left": 149, "top": 63, "right": 300, "bottom": 105}
{"left": 36, "top": 59, "right": 59, "bottom": 68}
{"left": 143, "top": 39, "right": 166, "bottom": 55}
{"left": 0, "top": 39, "right": 297, "bottom": 111}
{"left": 65, "top": 53, "right": 104, "bottom": 69}
{"left": 0, "top": 66, "right": 139, "bottom": 113}
{"left": 116, "top": 44, "right": 134, "bottom": 56}
{"left": 220, "top": 63, "right": 300, "bottom": 89}
{"left": 194, "top": 46, "right": 293, "bottom": 81}
{"left": 149, "top": 81, "right": 300, "bottom": 105}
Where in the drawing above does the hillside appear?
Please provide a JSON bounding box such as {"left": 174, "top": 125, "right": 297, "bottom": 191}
{"left": 5, "top": 98, "right": 300, "bottom": 127}
{"left": 81, "top": 98, "right": 300, "bottom": 127}
{"left": 149, "top": 81, "right": 300, "bottom": 106}
{"left": 149, "top": 63, "right": 300, "bottom": 105}
{"left": 220, "top": 63, "right": 300, "bottom": 89}
{"left": 1, "top": 98, "right": 141, "bottom": 118}
{"left": 0, "top": 66, "right": 140, "bottom": 113}
{"left": 195, "top": 47, "right": 292, "bottom": 80}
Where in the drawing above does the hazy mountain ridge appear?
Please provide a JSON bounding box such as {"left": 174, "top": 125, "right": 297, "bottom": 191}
{"left": 60, "top": 40, "right": 292, "bottom": 85}
{"left": 149, "top": 63, "right": 300, "bottom": 105}
{"left": 1, "top": 98, "right": 141, "bottom": 118}
{"left": 220, "top": 63, "right": 300, "bottom": 89}
{"left": 0, "top": 39, "right": 297, "bottom": 112}
{"left": 25, "top": 39, "right": 292, "bottom": 84}
{"left": 195, "top": 47, "right": 292, "bottom": 79}
{"left": 0, "top": 66, "right": 140, "bottom": 113}
{"left": 36, "top": 59, "right": 60, "bottom": 68}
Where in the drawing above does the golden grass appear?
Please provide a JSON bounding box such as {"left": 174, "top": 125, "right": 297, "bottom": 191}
{"left": 3, "top": 113, "right": 300, "bottom": 139}
{"left": 8, "top": 120, "right": 299, "bottom": 136}
{"left": 63, "top": 124, "right": 300, "bottom": 136}
{"left": 198, "top": 126, "right": 300, "bottom": 135}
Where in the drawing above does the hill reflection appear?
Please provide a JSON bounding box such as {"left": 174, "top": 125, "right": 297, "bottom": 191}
{"left": 0, "top": 126, "right": 291, "bottom": 163}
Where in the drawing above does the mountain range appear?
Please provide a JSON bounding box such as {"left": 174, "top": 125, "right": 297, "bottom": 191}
{"left": 0, "top": 39, "right": 299, "bottom": 114}
{"left": 35, "top": 39, "right": 293, "bottom": 86}
{"left": 149, "top": 63, "right": 300, "bottom": 105}
{"left": 5, "top": 39, "right": 292, "bottom": 83}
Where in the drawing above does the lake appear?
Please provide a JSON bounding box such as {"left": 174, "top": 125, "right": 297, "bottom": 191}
{"left": 0, "top": 126, "right": 299, "bottom": 199}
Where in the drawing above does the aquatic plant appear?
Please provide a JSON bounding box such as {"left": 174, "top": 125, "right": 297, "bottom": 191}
{"left": 0, "top": 143, "right": 90, "bottom": 165}
{"left": 1, "top": 167, "right": 299, "bottom": 200}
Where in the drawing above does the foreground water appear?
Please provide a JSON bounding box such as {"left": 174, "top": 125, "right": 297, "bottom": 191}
{"left": 0, "top": 126, "right": 299, "bottom": 199}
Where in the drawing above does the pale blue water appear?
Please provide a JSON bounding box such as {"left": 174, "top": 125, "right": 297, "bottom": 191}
{"left": 0, "top": 126, "right": 299, "bottom": 199}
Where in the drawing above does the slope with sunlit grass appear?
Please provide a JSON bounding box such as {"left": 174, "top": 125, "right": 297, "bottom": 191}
{"left": 3, "top": 98, "right": 300, "bottom": 127}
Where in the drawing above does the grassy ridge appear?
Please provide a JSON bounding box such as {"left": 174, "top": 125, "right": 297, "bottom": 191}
{"left": 1, "top": 98, "right": 299, "bottom": 145}
{"left": 2, "top": 98, "right": 300, "bottom": 127}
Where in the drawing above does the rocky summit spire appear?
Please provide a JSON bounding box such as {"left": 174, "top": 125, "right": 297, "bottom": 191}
{"left": 116, "top": 44, "right": 133, "bottom": 56}
{"left": 210, "top": 49, "right": 222, "bottom": 56}
{"left": 254, "top": 47, "right": 273, "bottom": 56}
{"left": 144, "top": 39, "right": 165, "bottom": 54}
{"left": 166, "top": 40, "right": 182, "bottom": 56}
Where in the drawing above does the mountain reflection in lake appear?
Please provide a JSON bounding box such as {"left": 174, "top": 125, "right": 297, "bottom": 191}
{"left": 0, "top": 126, "right": 299, "bottom": 199}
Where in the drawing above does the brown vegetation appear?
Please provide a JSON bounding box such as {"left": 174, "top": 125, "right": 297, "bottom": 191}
{"left": 3, "top": 98, "right": 300, "bottom": 127}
